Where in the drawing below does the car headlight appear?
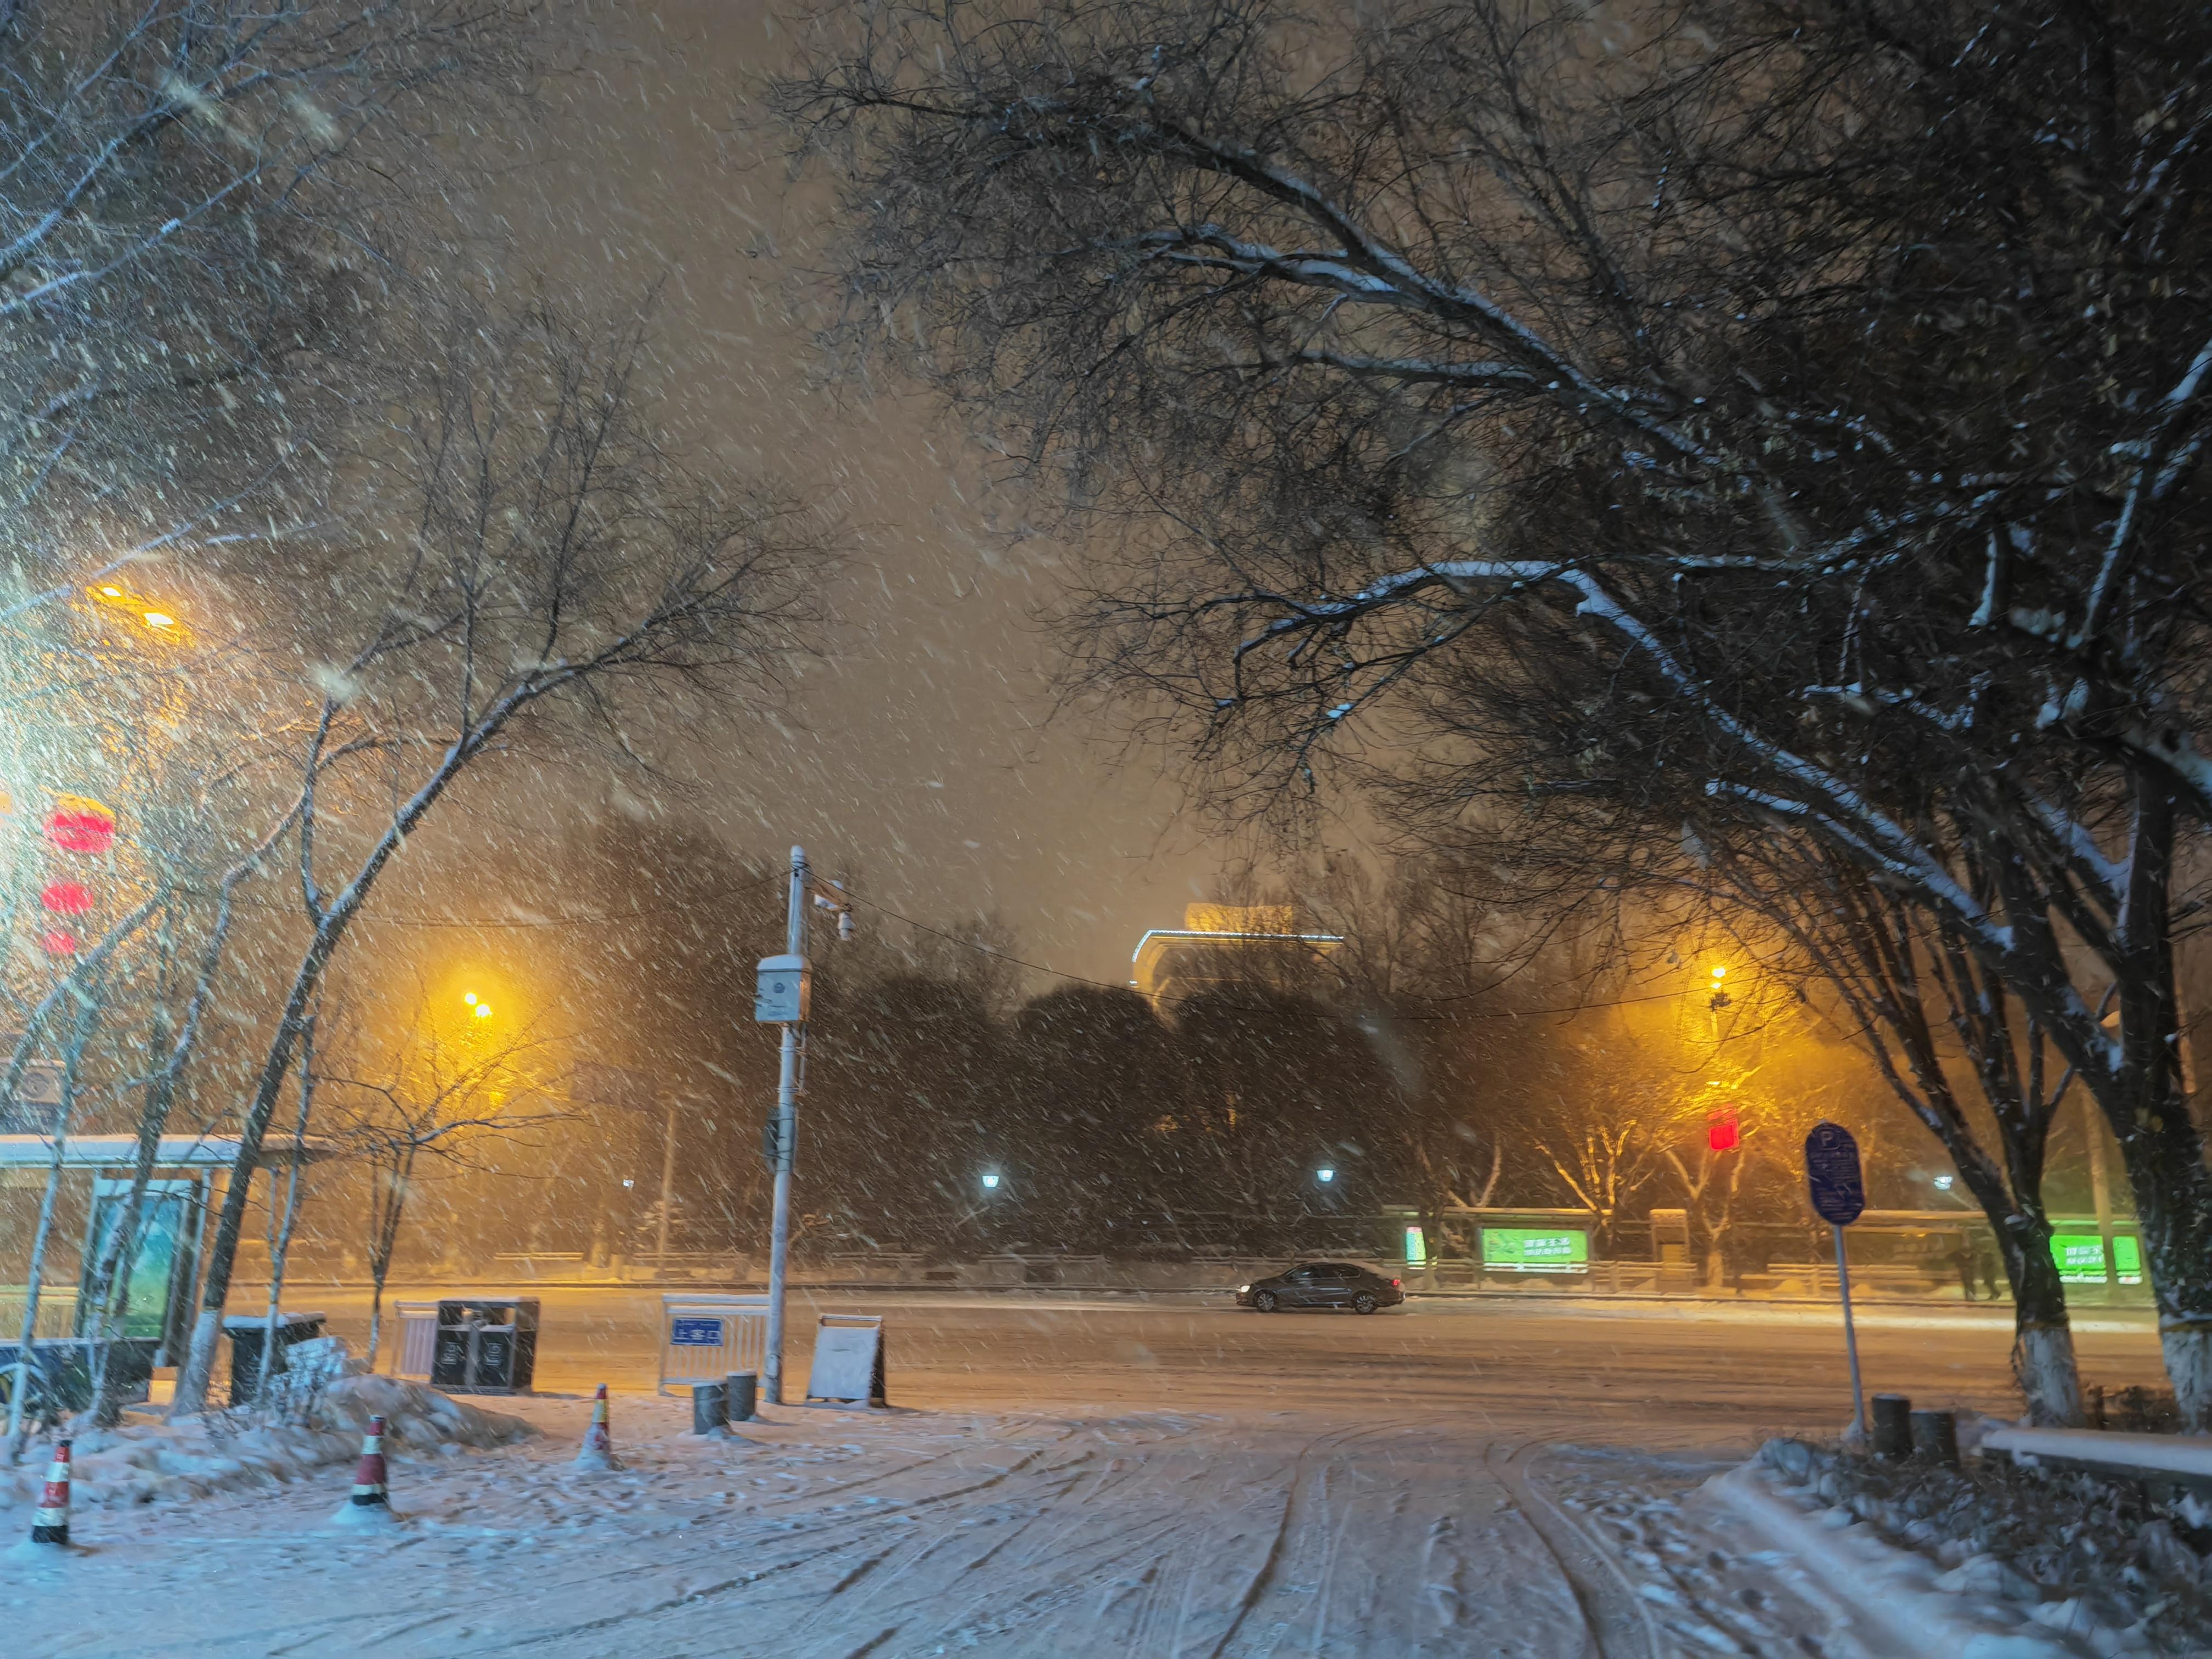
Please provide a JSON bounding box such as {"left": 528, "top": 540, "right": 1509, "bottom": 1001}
{"left": 1238, "top": 1284, "right": 1250, "bottom": 1293}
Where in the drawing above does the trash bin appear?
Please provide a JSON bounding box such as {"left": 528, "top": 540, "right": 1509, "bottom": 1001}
{"left": 0, "top": 1338, "right": 159, "bottom": 1417}
{"left": 690, "top": 1380, "right": 727, "bottom": 1435}
{"left": 726, "top": 1370, "right": 757, "bottom": 1422}
{"left": 430, "top": 1297, "right": 538, "bottom": 1395}
{"left": 223, "top": 1313, "right": 327, "bottom": 1406}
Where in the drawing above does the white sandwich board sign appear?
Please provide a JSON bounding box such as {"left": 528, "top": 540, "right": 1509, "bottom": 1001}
{"left": 805, "top": 1313, "right": 887, "bottom": 1406}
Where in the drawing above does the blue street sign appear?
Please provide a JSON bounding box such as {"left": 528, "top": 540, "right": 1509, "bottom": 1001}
{"left": 669, "top": 1317, "right": 725, "bottom": 1347}
{"left": 1805, "top": 1121, "right": 1866, "bottom": 1226}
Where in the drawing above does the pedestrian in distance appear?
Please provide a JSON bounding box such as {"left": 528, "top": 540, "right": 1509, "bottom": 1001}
{"left": 1974, "top": 1239, "right": 2003, "bottom": 1302}
{"left": 1948, "top": 1241, "right": 1978, "bottom": 1301}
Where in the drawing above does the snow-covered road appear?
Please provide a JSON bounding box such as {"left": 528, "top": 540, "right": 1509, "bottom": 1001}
{"left": 1, "top": 1294, "right": 2162, "bottom": 1656}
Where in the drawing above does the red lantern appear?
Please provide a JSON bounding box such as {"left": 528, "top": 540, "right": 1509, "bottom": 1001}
{"left": 40, "top": 928, "right": 78, "bottom": 956}
{"left": 46, "top": 795, "right": 116, "bottom": 855}
{"left": 40, "top": 881, "right": 94, "bottom": 916}
{"left": 1707, "top": 1105, "right": 1741, "bottom": 1153}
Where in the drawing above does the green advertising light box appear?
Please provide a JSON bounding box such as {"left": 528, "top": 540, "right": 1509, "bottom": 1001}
{"left": 2050, "top": 1234, "right": 2143, "bottom": 1285}
{"left": 1482, "top": 1227, "right": 1589, "bottom": 1273}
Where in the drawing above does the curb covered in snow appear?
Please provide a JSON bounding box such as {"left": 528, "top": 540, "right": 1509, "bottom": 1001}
{"left": 1983, "top": 1425, "right": 2212, "bottom": 1489}
{"left": 1705, "top": 1463, "right": 2084, "bottom": 1658}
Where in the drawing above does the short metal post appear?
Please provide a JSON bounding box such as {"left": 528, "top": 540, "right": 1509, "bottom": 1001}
{"left": 1833, "top": 1223, "right": 1866, "bottom": 1435}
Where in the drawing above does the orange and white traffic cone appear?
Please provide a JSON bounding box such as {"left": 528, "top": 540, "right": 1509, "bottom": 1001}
{"left": 329, "top": 1414, "right": 402, "bottom": 1528}
{"left": 28, "top": 1438, "right": 70, "bottom": 1548}
{"left": 574, "top": 1383, "right": 621, "bottom": 1470}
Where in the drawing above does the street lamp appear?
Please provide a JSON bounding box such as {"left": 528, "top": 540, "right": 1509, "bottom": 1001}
{"left": 1315, "top": 1167, "right": 1336, "bottom": 1184}
{"left": 981, "top": 1171, "right": 1001, "bottom": 1191}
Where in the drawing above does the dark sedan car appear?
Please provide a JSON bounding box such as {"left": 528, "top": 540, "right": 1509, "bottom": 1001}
{"left": 1235, "top": 1261, "right": 1405, "bottom": 1313}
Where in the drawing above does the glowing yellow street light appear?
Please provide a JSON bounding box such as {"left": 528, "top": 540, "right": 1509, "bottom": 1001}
{"left": 473, "top": 1004, "right": 492, "bottom": 1020}
{"left": 89, "top": 583, "right": 185, "bottom": 637}
{"left": 1711, "top": 964, "right": 1728, "bottom": 981}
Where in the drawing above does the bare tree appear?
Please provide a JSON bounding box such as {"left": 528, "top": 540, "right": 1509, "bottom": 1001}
{"left": 168, "top": 292, "right": 829, "bottom": 1412}
{"left": 1526, "top": 1084, "right": 1652, "bottom": 1263}
{"left": 0, "top": 0, "right": 536, "bottom": 629}
{"left": 1706, "top": 840, "right": 2092, "bottom": 1420}
{"left": 326, "top": 1013, "right": 557, "bottom": 1365}
{"left": 776, "top": 1, "right": 2212, "bottom": 1421}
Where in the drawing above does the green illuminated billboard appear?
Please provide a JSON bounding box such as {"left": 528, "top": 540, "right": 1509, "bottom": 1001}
{"left": 1482, "top": 1227, "right": 1589, "bottom": 1273}
{"left": 2050, "top": 1234, "right": 2144, "bottom": 1285}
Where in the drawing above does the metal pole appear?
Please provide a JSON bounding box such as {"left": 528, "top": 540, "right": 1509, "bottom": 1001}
{"left": 655, "top": 1101, "right": 678, "bottom": 1268}
{"left": 1832, "top": 1223, "right": 1866, "bottom": 1435}
{"left": 2086, "top": 1103, "right": 2118, "bottom": 1286}
{"left": 763, "top": 845, "right": 806, "bottom": 1406}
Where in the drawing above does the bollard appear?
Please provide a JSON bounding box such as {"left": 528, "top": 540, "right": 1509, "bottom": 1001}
{"left": 1909, "top": 1408, "right": 1960, "bottom": 1468}
{"left": 691, "top": 1380, "right": 728, "bottom": 1436}
{"left": 1870, "top": 1392, "right": 1914, "bottom": 1458}
{"left": 726, "top": 1370, "right": 758, "bottom": 1423}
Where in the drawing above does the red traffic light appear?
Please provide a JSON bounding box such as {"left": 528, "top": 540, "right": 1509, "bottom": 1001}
{"left": 40, "top": 928, "right": 78, "bottom": 956}
{"left": 1707, "top": 1106, "right": 1741, "bottom": 1153}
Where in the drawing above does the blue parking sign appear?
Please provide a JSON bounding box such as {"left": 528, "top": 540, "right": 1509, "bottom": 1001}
{"left": 1804, "top": 1121, "right": 1866, "bottom": 1226}
{"left": 670, "top": 1317, "right": 725, "bottom": 1347}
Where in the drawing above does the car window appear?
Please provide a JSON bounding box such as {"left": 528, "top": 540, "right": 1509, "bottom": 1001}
{"left": 1285, "top": 1268, "right": 1313, "bottom": 1282}
{"left": 1312, "top": 1266, "right": 1349, "bottom": 1280}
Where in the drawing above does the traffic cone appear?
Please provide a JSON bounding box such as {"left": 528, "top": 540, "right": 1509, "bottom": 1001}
{"left": 574, "top": 1383, "right": 622, "bottom": 1470}
{"left": 28, "top": 1438, "right": 70, "bottom": 1548}
{"left": 329, "top": 1414, "right": 401, "bottom": 1528}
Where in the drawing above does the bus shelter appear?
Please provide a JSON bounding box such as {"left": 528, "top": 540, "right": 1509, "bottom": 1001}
{"left": 0, "top": 1135, "right": 334, "bottom": 1370}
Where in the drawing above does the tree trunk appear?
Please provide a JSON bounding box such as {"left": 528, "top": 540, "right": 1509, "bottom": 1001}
{"left": 2109, "top": 1111, "right": 2212, "bottom": 1427}
{"left": 2000, "top": 1217, "right": 2085, "bottom": 1426}
{"left": 4, "top": 988, "right": 99, "bottom": 1462}
{"left": 2097, "top": 775, "right": 2212, "bottom": 1429}
{"left": 3, "top": 1094, "right": 72, "bottom": 1462}
{"left": 257, "top": 1022, "right": 317, "bottom": 1405}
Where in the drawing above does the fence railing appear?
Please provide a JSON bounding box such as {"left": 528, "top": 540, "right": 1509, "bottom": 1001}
{"left": 0, "top": 1289, "right": 79, "bottom": 1341}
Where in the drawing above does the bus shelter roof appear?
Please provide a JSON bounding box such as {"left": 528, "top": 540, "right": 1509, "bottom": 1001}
{"left": 0, "top": 1135, "right": 335, "bottom": 1170}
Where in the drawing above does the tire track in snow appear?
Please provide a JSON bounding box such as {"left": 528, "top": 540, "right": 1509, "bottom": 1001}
{"left": 1486, "top": 1438, "right": 1666, "bottom": 1659}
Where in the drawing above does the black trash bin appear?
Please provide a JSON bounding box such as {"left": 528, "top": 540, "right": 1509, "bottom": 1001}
{"left": 430, "top": 1298, "right": 539, "bottom": 1395}
{"left": 0, "top": 1338, "right": 160, "bottom": 1417}
{"left": 222, "top": 1313, "right": 327, "bottom": 1406}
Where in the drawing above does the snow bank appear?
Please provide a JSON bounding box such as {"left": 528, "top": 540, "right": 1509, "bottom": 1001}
{"left": 0, "top": 1350, "right": 533, "bottom": 1515}
{"left": 1706, "top": 1462, "right": 2083, "bottom": 1657}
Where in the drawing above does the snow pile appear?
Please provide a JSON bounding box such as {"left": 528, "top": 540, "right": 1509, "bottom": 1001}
{"left": 0, "top": 1346, "right": 534, "bottom": 1515}
{"left": 1746, "top": 1435, "right": 2212, "bottom": 1654}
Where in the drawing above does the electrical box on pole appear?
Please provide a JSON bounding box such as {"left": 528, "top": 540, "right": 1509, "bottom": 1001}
{"left": 753, "top": 954, "right": 811, "bottom": 1023}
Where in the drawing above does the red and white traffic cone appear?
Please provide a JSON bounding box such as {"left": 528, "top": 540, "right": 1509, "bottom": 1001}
{"left": 28, "top": 1438, "right": 70, "bottom": 1548}
{"left": 573, "top": 1383, "right": 621, "bottom": 1470}
{"left": 329, "top": 1414, "right": 402, "bottom": 1528}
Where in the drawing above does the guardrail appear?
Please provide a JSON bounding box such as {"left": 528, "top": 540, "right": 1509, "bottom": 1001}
{"left": 658, "top": 1294, "right": 767, "bottom": 1394}
{"left": 0, "top": 1289, "right": 78, "bottom": 1340}
{"left": 391, "top": 1302, "right": 439, "bottom": 1380}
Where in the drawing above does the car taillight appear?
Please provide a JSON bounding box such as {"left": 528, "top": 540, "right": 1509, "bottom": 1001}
{"left": 1390, "top": 1278, "right": 1401, "bottom": 1288}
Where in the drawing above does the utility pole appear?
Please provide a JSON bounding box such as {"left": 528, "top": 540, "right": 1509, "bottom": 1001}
{"left": 655, "top": 1100, "right": 678, "bottom": 1267}
{"left": 756, "top": 845, "right": 852, "bottom": 1406}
